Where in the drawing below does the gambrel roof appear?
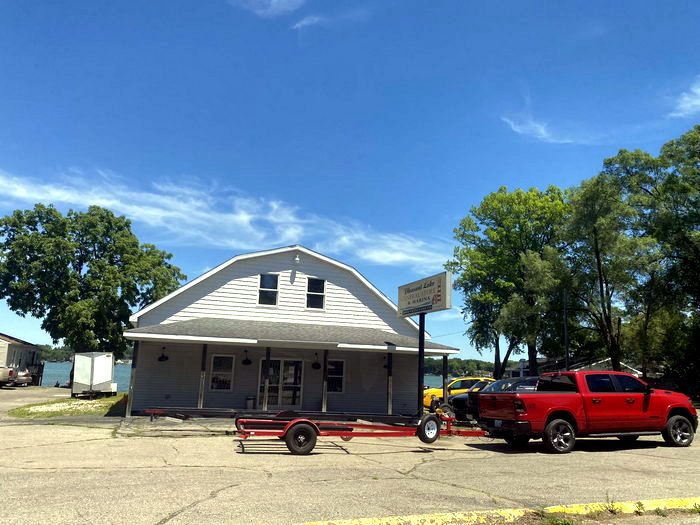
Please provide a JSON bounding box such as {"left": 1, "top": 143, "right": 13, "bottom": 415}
{"left": 130, "top": 244, "right": 420, "bottom": 331}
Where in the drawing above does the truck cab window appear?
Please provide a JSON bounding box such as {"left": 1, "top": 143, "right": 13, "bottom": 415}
{"left": 585, "top": 374, "right": 616, "bottom": 393}
{"left": 614, "top": 374, "right": 646, "bottom": 393}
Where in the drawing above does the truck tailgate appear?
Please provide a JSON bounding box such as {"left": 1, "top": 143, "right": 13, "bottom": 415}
{"left": 479, "top": 393, "right": 519, "bottom": 419}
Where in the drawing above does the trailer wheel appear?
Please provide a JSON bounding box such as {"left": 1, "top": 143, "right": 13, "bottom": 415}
{"left": 285, "top": 423, "right": 317, "bottom": 455}
{"left": 417, "top": 414, "right": 441, "bottom": 444}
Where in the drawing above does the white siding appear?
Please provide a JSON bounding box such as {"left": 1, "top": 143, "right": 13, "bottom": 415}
{"left": 131, "top": 342, "right": 419, "bottom": 414}
{"left": 139, "top": 251, "right": 417, "bottom": 338}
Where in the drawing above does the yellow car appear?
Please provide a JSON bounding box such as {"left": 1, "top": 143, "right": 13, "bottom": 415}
{"left": 423, "top": 376, "right": 494, "bottom": 410}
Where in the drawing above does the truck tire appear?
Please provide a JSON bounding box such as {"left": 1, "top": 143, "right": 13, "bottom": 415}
{"left": 417, "top": 414, "right": 441, "bottom": 444}
{"left": 543, "top": 419, "right": 576, "bottom": 453}
{"left": 285, "top": 423, "right": 317, "bottom": 455}
{"left": 505, "top": 435, "right": 530, "bottom": 449}
{"left": 662, "top": 415, "right": 694, "bottom": 447}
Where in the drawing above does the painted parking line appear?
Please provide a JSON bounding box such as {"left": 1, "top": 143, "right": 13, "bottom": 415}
{"left": 301, "top": 496, "right": 700, "bottom": 524}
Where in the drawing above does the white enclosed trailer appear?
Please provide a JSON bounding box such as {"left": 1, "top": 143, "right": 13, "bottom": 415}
{"left": 72, "top": 352, "right": 117, "bottom": 396}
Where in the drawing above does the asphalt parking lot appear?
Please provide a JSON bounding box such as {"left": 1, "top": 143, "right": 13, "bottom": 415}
{"left": 1, "top": 388, "right": 698, "bottom": 525}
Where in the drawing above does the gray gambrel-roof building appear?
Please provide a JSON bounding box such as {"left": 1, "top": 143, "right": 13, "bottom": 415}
{"left": 124, "top": 245, "right": 457, "bottom": 416}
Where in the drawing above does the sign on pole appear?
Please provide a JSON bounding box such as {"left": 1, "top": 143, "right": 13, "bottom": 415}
{"left": 397, "top": 271, "right": 452, "bottom": 318}
{"left": 398, "top": 271, "right": 453, "bottom": 416}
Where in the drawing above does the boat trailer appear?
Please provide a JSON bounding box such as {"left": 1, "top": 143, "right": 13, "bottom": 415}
{"left": 144, "top": 407, "right": 485, "bottom": 455}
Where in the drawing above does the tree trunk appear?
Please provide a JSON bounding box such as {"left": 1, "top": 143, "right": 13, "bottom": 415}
{"left": 493, "top": 336, "right": 502, "bottom": 379}
{"left": 498, "top": 339, "right": 519, "bottom": 378}
{"left": 527, "top": 340, "right": 538, "bottom": 375}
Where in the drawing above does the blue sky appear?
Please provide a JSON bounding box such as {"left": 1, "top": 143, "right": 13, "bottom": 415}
{"left": 1, "top": 1, "right": 699, "bottom": 359}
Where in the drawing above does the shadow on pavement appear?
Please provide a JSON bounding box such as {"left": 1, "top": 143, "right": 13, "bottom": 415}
{"left": 468, "top": 438, "right": 663, "bottom": 454}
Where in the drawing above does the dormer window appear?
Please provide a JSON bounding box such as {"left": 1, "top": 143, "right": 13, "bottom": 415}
{"left": 307, "top": 278, "right": 325, "bottom": 309}
{"left": 259, "top": 273, "right": 278, "bottom": 305}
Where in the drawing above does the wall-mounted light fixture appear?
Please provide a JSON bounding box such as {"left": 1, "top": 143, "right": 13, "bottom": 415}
{"left": 157, "top": 346, "right": 169, "bottom": 362}
{"left": 294, "top": 254, "right": 301, "bottom": 265}
{"left": 242, "top": 349, "right": 252, "bottom": 366}
{"left": 311, "top": 352, "right": 321, "bottom": 370}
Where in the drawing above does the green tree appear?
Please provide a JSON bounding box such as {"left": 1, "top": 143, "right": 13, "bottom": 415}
{"left": 563, "top": 174, "right": 652, "bottom": 371}
{"left": 447, "top": 186, "right": 567, "bottom": 376}
{"left": 0, "top": 204, "right": 185, "bottom": 358}
{"left": 603, "top": 125, "right": 700, "bottom": 306}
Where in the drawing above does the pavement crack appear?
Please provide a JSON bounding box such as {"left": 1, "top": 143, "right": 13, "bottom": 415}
{"left": 154, "top": 483, "right": 239, "bottom": 524}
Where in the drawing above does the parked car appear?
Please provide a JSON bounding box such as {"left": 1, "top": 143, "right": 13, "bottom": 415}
{"left": 0, "top": 366, "right": 15, "bottom": 388}
{"left": 477, "top": 371, "right": 698, "bottom": 453}
{"left": 423, "top": 376, "right": 494, "bottom": 410}
{"left": 440, "top": 380, "right": 495, "bottom": 420}
{"left": 11, "top": 368, "right": 32, "bottom": 387}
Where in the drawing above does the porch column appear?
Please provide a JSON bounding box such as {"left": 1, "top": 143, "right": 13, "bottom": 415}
{"left": 386, "top": 352, "right": 393, "bottom": 415}
{"left": 321, "top": 349, "right": 329, "bottom": 412}
{"left": 442, "top": 355, "right": 448, "bottom": 405}
{"left": 262, "top": 346, "right": 271, "bottom": 411}
{"left": 125, "top": 341, "right": 139, "bottom": 417}
{"left": 197, "top": 344, "right": 208, "bottom": 409}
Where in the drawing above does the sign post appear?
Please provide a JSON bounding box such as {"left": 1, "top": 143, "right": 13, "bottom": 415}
{"left": 398, "top": 272, "right": 452, "bottom": 416}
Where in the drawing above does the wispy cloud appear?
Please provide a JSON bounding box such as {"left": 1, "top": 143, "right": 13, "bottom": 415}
{"left": 291, "top": 15, "right": 326, "bottom": 30}
{"left": 291, "top": 7, "right": 371, "bottom": 31}
{"left": 501, "top": 115, "right": 575, "bottom": 144}
{"left": 0, "top": 169, "right": 451, "bottom": 274}
{"left": 669, "top": 76, "right": 700, "bottom": 118}
{"left": 229, "top": 0, "right": 305, "bottom": 18}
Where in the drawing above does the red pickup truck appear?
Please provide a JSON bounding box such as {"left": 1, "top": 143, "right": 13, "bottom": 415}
{"left": 477, "top": 371, "right": 697, "bottom": 453}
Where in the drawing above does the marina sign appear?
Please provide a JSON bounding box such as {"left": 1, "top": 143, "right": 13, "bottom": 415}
{"left": 398, "top": 271, "right": 452, "bottom": 317}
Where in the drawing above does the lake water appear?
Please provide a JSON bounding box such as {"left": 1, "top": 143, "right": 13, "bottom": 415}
{"left": 41, "top": 361, "right": 132, "bottom": 392}
{"left": 41, "top": 361, "right": 448, "bottom": 393}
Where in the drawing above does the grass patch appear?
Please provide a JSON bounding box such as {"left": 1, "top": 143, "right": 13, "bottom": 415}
{"left": 8, "top": 393, "right": 126, "bottom": 418}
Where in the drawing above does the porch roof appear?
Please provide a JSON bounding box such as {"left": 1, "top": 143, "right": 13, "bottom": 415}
{"left": 124, "top": 317, "right": 458, "bottom": 356}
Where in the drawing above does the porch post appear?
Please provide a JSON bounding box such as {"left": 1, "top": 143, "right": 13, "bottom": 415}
{"left": 386, "top": 352, "right": 393, "bottom": 415}
{"left": 321, "top": 349, "right": 329, "bottom": 412}
{"left": 197, "top": 344, "right": 208, "bottom": 409}
{"left": 263, "top": 346, "right": 271, "bottom": 411}
{"left": 125, "top": 341, "right": 139, "bottom": 417}
{"left": 442, "top": 354, "right": 448, "bottom": 405}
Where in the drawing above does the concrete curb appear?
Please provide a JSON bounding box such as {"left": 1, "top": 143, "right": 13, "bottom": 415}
{"left": 301, "top": 496, "right": 700, "bottom": 524}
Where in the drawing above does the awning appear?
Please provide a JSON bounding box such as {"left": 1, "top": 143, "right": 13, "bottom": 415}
{"left": 124, "top": 317, "right": 458, "bottom": 356}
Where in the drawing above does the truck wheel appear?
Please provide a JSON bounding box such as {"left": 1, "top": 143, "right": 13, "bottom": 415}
{"left": 439, "top": 403, "right": 455, "bottom": 419}
{"left": 285, "top": 423, "right": 317, "bottom": 455}
{"left": 662, "top": 415, "right": 694, "bottom": 447}
{"left": 417, "top": 414, "right": 441, "bottom": 444}
{"left": 544, "top": 419, "right": 575, "bottom": 453}
{"left": 505, "top": 435, "right": 530, "bottom": 449}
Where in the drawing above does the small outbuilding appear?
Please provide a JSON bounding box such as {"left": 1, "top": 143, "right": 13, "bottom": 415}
{"left": 0, "top": 332, "right": 43, "bottom": 384}
{"left": 124, "top": 245, "right": 458, "bottom": 416}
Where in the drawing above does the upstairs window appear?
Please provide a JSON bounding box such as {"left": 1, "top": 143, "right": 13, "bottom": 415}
{"left": 307, "top": 278, "right": 325, "bottom": 309}
{"left": 259, "top": 274, "right": 278, "bottom": 305}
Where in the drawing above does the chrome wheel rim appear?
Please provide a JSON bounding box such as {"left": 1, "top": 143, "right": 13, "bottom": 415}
{"left": 671, "top": 420, "right": 691, "bottom": 444}
{"left": 551, "top": 423, "right": 573, "bottom": 450}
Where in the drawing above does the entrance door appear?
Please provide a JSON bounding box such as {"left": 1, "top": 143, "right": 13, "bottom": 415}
{"left": 258, "top": 359, "right": 303, "bottom": 410}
